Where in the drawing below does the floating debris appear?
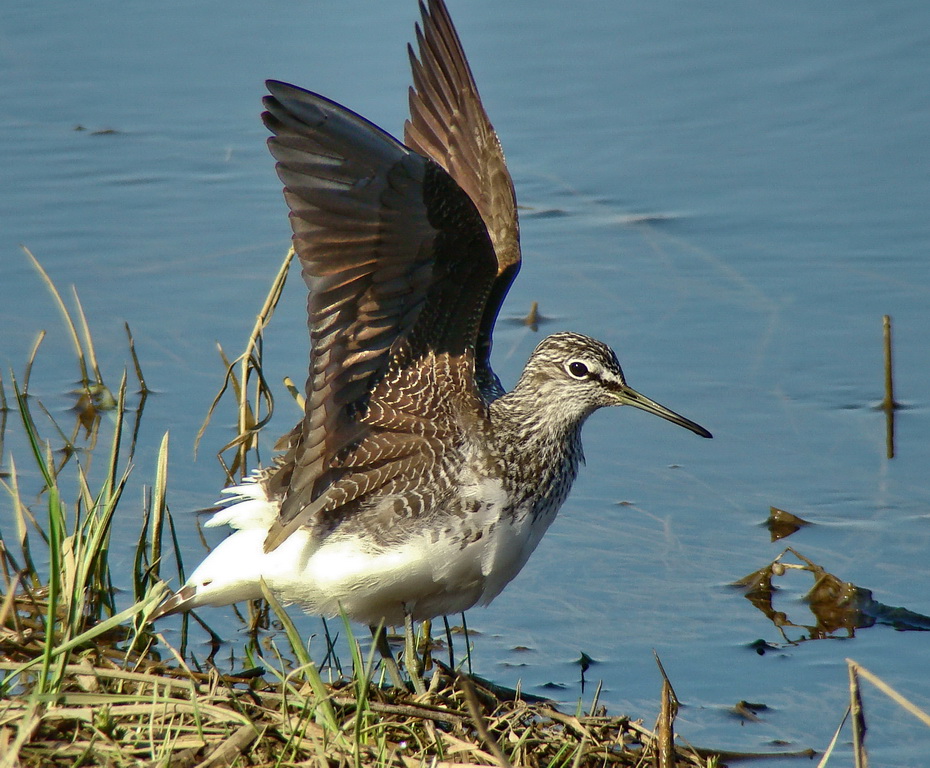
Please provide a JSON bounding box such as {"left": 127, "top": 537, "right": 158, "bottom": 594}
{"left": 765, "top": 506, "right": 812, "bottom": 542}
{"left": 734, "top": 547, "right": 930, "bottom": 644}
{"left": 506, "top": 300, "right": 550, "bottom": 331}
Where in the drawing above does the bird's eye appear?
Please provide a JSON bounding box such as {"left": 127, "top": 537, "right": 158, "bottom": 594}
{"left": 567, "top": 361, "right": 589, "bottom": 379}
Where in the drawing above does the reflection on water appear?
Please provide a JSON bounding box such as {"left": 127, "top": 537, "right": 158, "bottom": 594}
{"left": 736, "top": 547, "right": 930, "bottom": 645}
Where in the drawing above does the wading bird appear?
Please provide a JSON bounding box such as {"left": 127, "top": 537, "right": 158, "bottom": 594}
{"left": 154, "top": 0, "right": 711, "bottom": 691}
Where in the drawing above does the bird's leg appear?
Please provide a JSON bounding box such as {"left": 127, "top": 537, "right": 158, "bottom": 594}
{"left": 442, "top": 615, "right": 455, "bottom": 668}
{"left": 421, "top": 617, "right": 433, "bottom": 675}
{"left": 404, "top": 611, "right": 426, "bottom": 695}
{"left": 369, "top": 625, "right": 406, "bottom": 690}
{"left": 458, "top": 611, "right": 474, "bottom": 675}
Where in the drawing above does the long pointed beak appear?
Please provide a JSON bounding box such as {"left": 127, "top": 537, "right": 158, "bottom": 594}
{"left": 615, "top": 385, "right": 712, "bottom": 439}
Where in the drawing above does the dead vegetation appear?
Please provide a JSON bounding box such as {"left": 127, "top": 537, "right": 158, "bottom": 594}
{"left": 0, "top": 598, "right": 717, "bottom": 768}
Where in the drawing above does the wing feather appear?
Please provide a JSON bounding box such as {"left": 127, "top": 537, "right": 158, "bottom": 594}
{"left": 405, "top": 2, "right": 522, "bottom": 387}
{"left": 261, "top": 80, "right": 498, "bottom": 550}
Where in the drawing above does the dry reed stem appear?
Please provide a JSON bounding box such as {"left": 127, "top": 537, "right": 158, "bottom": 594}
{"left": 21, "top": 247, "right": 89, "bottom": 388}
{"left": 846, "top": 659, "right": 930, "bottom": 729}
{"left": 848, "top": 662, "right": 868, "bottom": 768}
{"left": 459, "top": 673, "right": 513, "bottom": 768}
{"left": 194, "top": 246, "right": 293, "bottom": 478}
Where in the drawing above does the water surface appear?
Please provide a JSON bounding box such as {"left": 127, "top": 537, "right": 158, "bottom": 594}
{"left": 2, "top": 1, "right": 929, "bottom": 763}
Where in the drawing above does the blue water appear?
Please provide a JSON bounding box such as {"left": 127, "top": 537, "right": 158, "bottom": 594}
{"left": 3, "top": 1, "right": 930, "bottom": 763}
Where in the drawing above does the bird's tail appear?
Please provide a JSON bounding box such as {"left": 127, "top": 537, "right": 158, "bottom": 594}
{"left": 148, "top": 585, "right": 200, "bottom": 621}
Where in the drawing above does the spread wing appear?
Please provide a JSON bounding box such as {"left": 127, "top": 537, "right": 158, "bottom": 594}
{"left": 405, "top": 0, "right": 521, "bottom": 391}
{"left": 261, "top": 80, "right": 499, "bottom": 550}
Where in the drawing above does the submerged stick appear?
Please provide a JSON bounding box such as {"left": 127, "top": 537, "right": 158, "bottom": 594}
{"left": 881, "top": 315, "right": 896, "bottom": 411}
{"left": 882, "top": 315, "right": 897, "bottom": 459}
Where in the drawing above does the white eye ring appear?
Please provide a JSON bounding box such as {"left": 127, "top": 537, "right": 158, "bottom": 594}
{"left": 566, "top": 360, "right": 590, "bottom": 379}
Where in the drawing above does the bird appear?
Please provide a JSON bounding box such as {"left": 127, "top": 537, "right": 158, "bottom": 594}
{"left": 153, "top": 0, "right": 711, "bottom": 689}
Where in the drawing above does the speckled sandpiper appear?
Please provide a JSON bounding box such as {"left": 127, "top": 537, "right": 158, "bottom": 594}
{"left": 154, "top": 0, "right": 711, "bottom": 690}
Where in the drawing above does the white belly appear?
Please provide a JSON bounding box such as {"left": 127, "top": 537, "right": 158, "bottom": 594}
{"left": 272, "top": 506, "right": 553, "bottom": 625}
{"left": 183, "top": 474, "right": 558, "bottom": 626}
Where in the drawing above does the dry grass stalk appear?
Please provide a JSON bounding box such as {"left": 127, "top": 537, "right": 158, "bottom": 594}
{"left": 195, "top": 247, "right": 294, "bottom": 481}
{"left": 846, "top": 659, "right": 930, "bottom": 729}
{"left": 847, "top": 662, "right": 868, "bottom": 768}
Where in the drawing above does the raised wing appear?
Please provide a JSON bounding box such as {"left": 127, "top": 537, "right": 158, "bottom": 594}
{"left": 405, "top": 0, "right": 521, "bottom": 391}
{"left": 261, "top": 81, "right": 499, "bottom": 550}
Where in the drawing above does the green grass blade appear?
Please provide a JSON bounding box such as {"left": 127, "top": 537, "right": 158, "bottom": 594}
{"left": 258, "top": 579, "right": 339, "bottom": 733}
{"left": 3, "top": 584, "right": 169, "bottom": 692}
{"left": 1, "top": 456, "right": 42, "bottom": 582}
{"left": 11, "top": 374, "right": 65, "bottom": 693}
{"left": 149, "top": 431, "right": 170, "bottom": 584}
